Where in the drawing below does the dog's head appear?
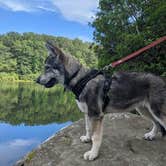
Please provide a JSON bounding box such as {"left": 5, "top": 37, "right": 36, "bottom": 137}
{"left": 36, "top": 41, "right": 66, "bottom": 88}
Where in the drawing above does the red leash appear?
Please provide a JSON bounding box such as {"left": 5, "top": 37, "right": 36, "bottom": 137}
{"left": 103, "top": 36, "right": 166, "bottom": 70}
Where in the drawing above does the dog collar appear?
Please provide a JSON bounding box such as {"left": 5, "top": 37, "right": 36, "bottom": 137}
{"left": 64, "top": 68, "right": 81, "bottom": 87}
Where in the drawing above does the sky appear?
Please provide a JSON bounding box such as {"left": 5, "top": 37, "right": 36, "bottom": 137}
{"left": 0, "top": 0, "right": 99, "bottom": 42}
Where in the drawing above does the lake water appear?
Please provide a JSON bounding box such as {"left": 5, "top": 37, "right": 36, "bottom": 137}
{"left": 0, "top": 82, "right": 82, "bottom": 166}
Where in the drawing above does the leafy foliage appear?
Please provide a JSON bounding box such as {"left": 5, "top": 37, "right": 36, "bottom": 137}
{"left": 0, "top": 32, "right": 97, "bottom": 80}
{"left": 92, "top": 0, "right": 166, "bottom": 76}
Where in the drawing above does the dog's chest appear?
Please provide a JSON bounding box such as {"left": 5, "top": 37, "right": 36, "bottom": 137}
{"left": 76, "top": 100, "right": 88, "bottom": 113}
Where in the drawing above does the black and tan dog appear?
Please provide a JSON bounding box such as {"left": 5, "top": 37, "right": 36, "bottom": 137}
{"left": 37, "top": 41, "right": 166, "bottom": 160}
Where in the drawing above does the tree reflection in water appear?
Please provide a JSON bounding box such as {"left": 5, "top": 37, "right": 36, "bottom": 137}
{"left": 0, "top": 82, "right": 83, "bottom": 126}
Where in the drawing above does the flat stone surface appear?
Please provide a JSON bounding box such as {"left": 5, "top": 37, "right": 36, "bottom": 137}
{"left": 15, "top": 113, "right": 166, "bottom": 166}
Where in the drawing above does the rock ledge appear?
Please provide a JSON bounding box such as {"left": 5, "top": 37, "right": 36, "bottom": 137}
{"left": 15, "top": 113, "right": 166, "bottom": 166}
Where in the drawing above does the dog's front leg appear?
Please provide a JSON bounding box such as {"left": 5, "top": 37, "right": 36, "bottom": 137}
{"left": 80, "top": 113, "right": 92, "bottom": 143}
{"left": 84, "top": 117, "right": 103, "bottom": 160}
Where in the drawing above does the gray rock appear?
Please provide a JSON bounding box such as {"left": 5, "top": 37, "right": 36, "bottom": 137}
{"left": 15, "top": 113, "right": 166, "bottom": 166}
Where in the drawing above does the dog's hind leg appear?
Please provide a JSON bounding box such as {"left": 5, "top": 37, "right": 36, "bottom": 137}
{"left": 145, "top": 103, "right": 166, "bottom": 138}
{"left": 84, "top": 117, "right": 103, "bottom": 160}
{"left": 80, "top": 114, "right": 92, "bottom": 143}
{"left": 158, "top": 122, "right": 166, "bottom": 137}
{"left": 136, "top": 106, "right": 159, "bottom": 140}
{"left": 144, "top": 121, "right": 159, "bottom": 140}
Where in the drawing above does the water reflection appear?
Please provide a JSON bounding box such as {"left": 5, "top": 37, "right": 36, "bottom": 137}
{"left": 0, "top": 122, "right": 72, "bottom": 166}
{"left": 0, "top": 82, "right": 82, "bottom": 125}
{"left": 0, "top": 82, "right": 82, "bottom": 166}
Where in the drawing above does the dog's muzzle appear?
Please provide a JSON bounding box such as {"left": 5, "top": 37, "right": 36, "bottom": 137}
{"left": 44, "top": 78, "right": 57, "bottom": 88}
{"left": 36, "top": 76, "right": 57, "bottom": 88}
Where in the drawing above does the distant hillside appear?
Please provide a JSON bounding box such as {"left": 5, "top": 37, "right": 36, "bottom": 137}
{"left": 0, "top": 32, "right": 97, "bottom": 81}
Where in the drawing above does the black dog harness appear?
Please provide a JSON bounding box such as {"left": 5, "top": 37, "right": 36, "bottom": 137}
{"left": 71, "top": 69, "right": 103, "bottom": 99}
{"left": 65, "top": 69, "right": 111, "bottom": 110}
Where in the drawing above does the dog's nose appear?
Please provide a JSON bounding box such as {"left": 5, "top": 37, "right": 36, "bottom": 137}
{"left": 36, "top": 76, "right": 41, "bottom": 84}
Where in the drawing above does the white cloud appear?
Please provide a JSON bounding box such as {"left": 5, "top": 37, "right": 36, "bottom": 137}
{"left": 0, "top": 0, "right": 99, "bottom": 24}
{"left": 52, "top": 0, "right": 99, "bottom": 24}
{"left": 0, "top": 0, "right": 31, "bottom": 12}
{"left": 0, "top": 0, "right": 56, "bottom": 12}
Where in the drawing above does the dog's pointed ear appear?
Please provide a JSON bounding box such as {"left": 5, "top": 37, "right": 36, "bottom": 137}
{"left": 45, "top": 41, "right": 66, "bottom": 62}
{"left": 45, "top": 41, "right": 55, "bottom": 54}
{"left": 45, "top": 41, "right": 60, "bottom": 56}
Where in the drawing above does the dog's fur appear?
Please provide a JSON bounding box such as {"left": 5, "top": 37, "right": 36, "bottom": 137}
{"left": 37, "top": 42, "right": 166, "bottom": 160}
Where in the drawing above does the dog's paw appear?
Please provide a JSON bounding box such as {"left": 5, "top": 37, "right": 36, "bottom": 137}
{"left": 144, "top": 132, "right": 155, "bottom": 141}
{"left": 83, "top": 150, "right": 98, "bottom": 160}
{"left": 80, "top": 135, "right": 91, "bottom": 143}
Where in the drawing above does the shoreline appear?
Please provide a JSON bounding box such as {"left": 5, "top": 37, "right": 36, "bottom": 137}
{"left": 0, "top": 73, "right": 39, "bottom": 83}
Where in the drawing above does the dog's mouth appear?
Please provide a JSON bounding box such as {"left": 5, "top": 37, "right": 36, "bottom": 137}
{"left": 44, "top": 78, "right": 57, "bottom": 88}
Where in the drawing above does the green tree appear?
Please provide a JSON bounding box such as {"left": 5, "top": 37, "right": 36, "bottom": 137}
{"left": 0, "top": 32, "right": 98, "bottom": 81}
{"left": 92, "top": 0, "right": 166, "bottom": 75}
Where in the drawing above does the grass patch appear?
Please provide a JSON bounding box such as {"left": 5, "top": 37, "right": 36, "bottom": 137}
{"left": 26, "top": 151, "right": 36, "bottom": 163}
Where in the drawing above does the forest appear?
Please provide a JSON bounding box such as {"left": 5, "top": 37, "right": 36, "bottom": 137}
{"left": 0, "top": 0, "right": 166, "bottom": 81}
{"left": 92, "top": 0, "right": 166, "bottom": 76}
{"left": 0, "top": 32, "right": 97, "bottom": 81}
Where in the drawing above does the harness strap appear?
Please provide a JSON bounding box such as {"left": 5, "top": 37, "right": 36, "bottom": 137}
{"left": 103, "top": 75, "right": 112, "bottom": 110}
{"left": 71, "top": 69, "right": 103, "bottom": 99}
{"left": 65, "top": 68, "right": 111, "bottom": 110}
